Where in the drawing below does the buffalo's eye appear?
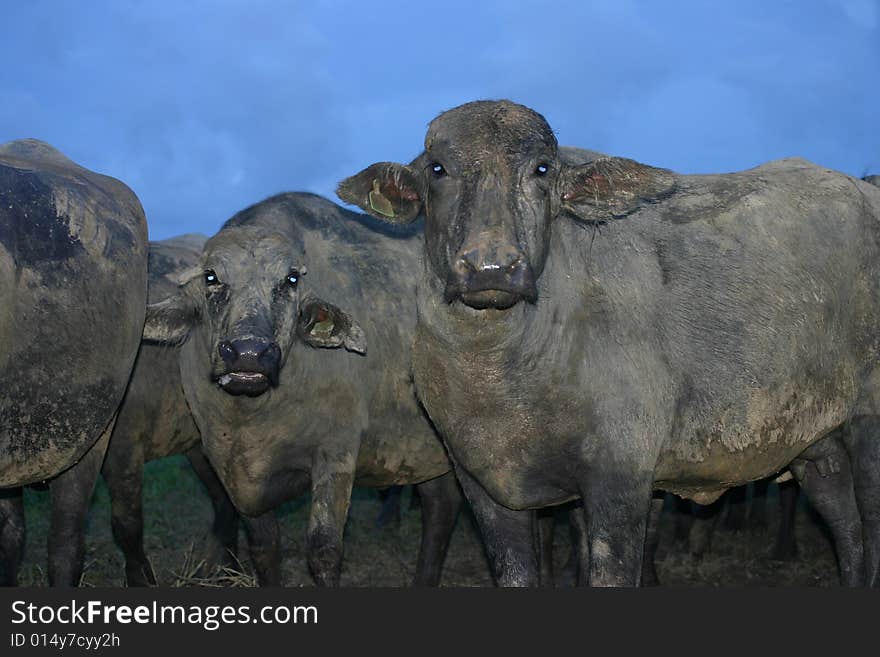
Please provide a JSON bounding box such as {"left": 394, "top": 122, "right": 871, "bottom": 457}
{"left": 535, "top": 164, "right": 549, "bottom": 177}
{"left": 430, "top": 162, "right": 446, "bottom": 178}
{"left": 204, "top": 269, "right": 220, "bottom": 286}
{"left": 286, "top": 269, "right": 299, "bottom": 288}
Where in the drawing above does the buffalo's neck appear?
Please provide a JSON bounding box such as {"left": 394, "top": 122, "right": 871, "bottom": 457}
{"left": 417, "top": 263, "right": 549, "bottom": 360}
{"left": 412, "top": 232, "right": 632, "bottom": 506}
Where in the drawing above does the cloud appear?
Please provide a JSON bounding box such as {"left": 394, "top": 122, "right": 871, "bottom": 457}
{"left": 1, "top": 0, "right": 343, "bottom": 238}
{"left": 2, "top": 0, "right": 878, "bottom": 238}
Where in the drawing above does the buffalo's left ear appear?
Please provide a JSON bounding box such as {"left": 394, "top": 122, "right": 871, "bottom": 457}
{"left": 174, "top": 264, "right": 203, "bottom": 286}
{"left": 556, "top": 157, "right": 676, "bottom": 223}
{"left": 143, "top": 293, "right": 198, "bottom": 345}
{"left": 337, "top": 162, "right": 423, "bottom": 224}
{"left": 297, "top": 298, "right": 367, "bottom": 355}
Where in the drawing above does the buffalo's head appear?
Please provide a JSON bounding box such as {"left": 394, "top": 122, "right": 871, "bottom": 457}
{"left": 142, "top": 226, "right": 365, "bottom": 397}
{"left": 338, "top": 100, "right": 674, "bottom": 311}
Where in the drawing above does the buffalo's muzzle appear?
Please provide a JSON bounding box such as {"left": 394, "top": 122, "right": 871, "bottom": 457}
{"left": 216, "top": 337, "right": 281, "bottom": 396}
{"left": 446, "top": 242, "right": 537, "bottom": 310}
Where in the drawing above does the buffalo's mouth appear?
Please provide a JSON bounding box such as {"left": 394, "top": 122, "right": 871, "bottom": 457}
{"left": 214, "top": 337, "right": 281, "bottom": 396}
{"left": 446, "top": 280, "right": 537, "bottom": 311}
{"left": 459, "top": 289, "right": 525, "bottom": 310}
{"left": 216, "top": 371, "right": 272, "bottom": 397}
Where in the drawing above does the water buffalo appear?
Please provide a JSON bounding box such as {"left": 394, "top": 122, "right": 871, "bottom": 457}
{"left": 143, "top": 193, "right": 461, "bottom": 586}
{"left": 338, "top": 99, "right": 880, "bottom": 586}
{"left": 100, "top": 234, "right": 280, "bottom": 586}
{"left": 0, "top": 139, "right": 148, "bottom": 585}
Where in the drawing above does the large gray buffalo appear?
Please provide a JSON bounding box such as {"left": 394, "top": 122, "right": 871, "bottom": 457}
{"left": 144, "top": 193, "right": 460, "bottom": 586}
{"left": 0, "top": 139, "right": 148, "bottom": 585}
{"left": 99, "top": 234, "right": 279, "bottom": 586}
{"left": 338, "top": 100, "right": 880, "bottom": 587}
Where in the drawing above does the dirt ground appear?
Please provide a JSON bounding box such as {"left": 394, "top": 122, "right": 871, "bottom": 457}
{"left": 15, "top": 456, "right": 839, "bottom": 587}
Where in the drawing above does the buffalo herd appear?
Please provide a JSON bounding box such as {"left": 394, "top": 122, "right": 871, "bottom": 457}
{"left": 2, "top": 100, "right": 879, "bottom": 587}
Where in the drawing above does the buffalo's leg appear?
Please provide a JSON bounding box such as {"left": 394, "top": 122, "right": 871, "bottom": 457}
{"left": 186, "top": 446, "right": 240, "bottom": 575}
{"left": 672, "top": 495, "right": 694, "bottom": 545}
{"left": 376, "top": 486, "right": 403, "bottom": 529}
{"left": 557, "top": 517, "right": 578, "bottom": 587}
{"left": 454, "top": 465, "right": 539, "bottom": 587}
{"left": 749, "top": 478, "right": 770, "bottom": 531}
{"left": 689, "top": 495, "right": 724, "bottom": 559}
{"left": 409, "top": 486, "right": 421, "bottom": 511}
{"left": 844, "top": 415, "right": 880, "bottom": 586}
{"left": 0, "top": 487, "right": 25, "bottom": 586}
{"left": 540, "top": 502, "right": 583, "bottom": 587}
{"left": 242, "top": 511, "right": 282, "bottom": 586}
{"left": 103, "top": 442, "right": 155, "bottom": 586}
{"left": 413, "top": 471, "right": 461, "bottom": 586}
{"left": 723, "top": 485, "right": 747, "bottom": 532}
{"left": 580, "top": 467, "right": 654, "bottom": 587}
{"left": 48, "top": 425, "right": 112, "bottom": 587}
{"left": 641, "top": 494, "right": 664, "bottom": 587}
{"left": 307, "top": 450, "right": 355, "bottom": 587}
{"left": 771, "top": 480, "right": 799, "bottom": 561}
{"left": 791, "top": 435, "right": 864, "bottom": 586}
{"left": 536, "top": 509, "right": 555, "bottom": 587}
{"left": 566, "top": 502, "right": 589, "bottom": 586}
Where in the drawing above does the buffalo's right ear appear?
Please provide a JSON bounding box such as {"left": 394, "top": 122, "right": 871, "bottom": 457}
{"left": 143, "top": 294, "right": 198, "bottom": 345}
{"left": 337, "top": 162, "right": 423, "bottom": 224}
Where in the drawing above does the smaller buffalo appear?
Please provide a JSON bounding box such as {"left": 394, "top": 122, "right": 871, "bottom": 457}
{"left": 144, "top": 193, "right": 460, "bottom": 586}
{"left": 100, "top": 235, "right": 279, "bottom": 586}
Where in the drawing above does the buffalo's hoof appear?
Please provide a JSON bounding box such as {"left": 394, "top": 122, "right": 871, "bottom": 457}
{"left": 125, "top": 562, "right": 157, "bottom": 587}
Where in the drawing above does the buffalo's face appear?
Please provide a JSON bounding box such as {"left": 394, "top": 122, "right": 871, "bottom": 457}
{"left": 142, "top": 226, "right": 367, "bottom": 398}
{"left": 198, "top": 231, "right": 303, "bottom": 396}
{"left": 417, "top": 103, "right": 556, "bottom": 310}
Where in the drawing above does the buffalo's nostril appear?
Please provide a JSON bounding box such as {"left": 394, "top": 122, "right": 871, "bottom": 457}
{"left": 457, "top": 243, "right": 522, "bottom": 274}
{"left": 218, "top": 340, "right": 238, "bottom": 365}
{"left": 458, "top": 249, "right": 480, "bottom": 273}
{"left": 259, "top": 342, "right": 281, "bottom": 366}
{"left": 229, "top": 338, "right": 273, "bottom": 362}
{"left": 504, "top": 256, "right": 523, "bottom": 272}
{"left": 492, "top": 246, "right": 522, "bottom": 272}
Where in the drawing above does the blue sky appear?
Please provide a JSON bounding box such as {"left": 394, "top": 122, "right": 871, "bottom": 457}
{"left": 2, "top": 0, "right": 878, "bottom": 239}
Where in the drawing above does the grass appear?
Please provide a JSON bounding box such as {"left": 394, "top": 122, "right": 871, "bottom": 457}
{"left": 14, "top": 458, "right": 839, "bottom": 587}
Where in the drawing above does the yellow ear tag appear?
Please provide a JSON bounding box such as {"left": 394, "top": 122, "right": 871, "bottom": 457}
{"left": 312, "top": 318, "right": 335, "bottom": 336}
{"left": 368, "top": 179, "right": 396, "bottom": 218}
{"left": 311, "top": 308, "right": 335, "bottom": 337}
